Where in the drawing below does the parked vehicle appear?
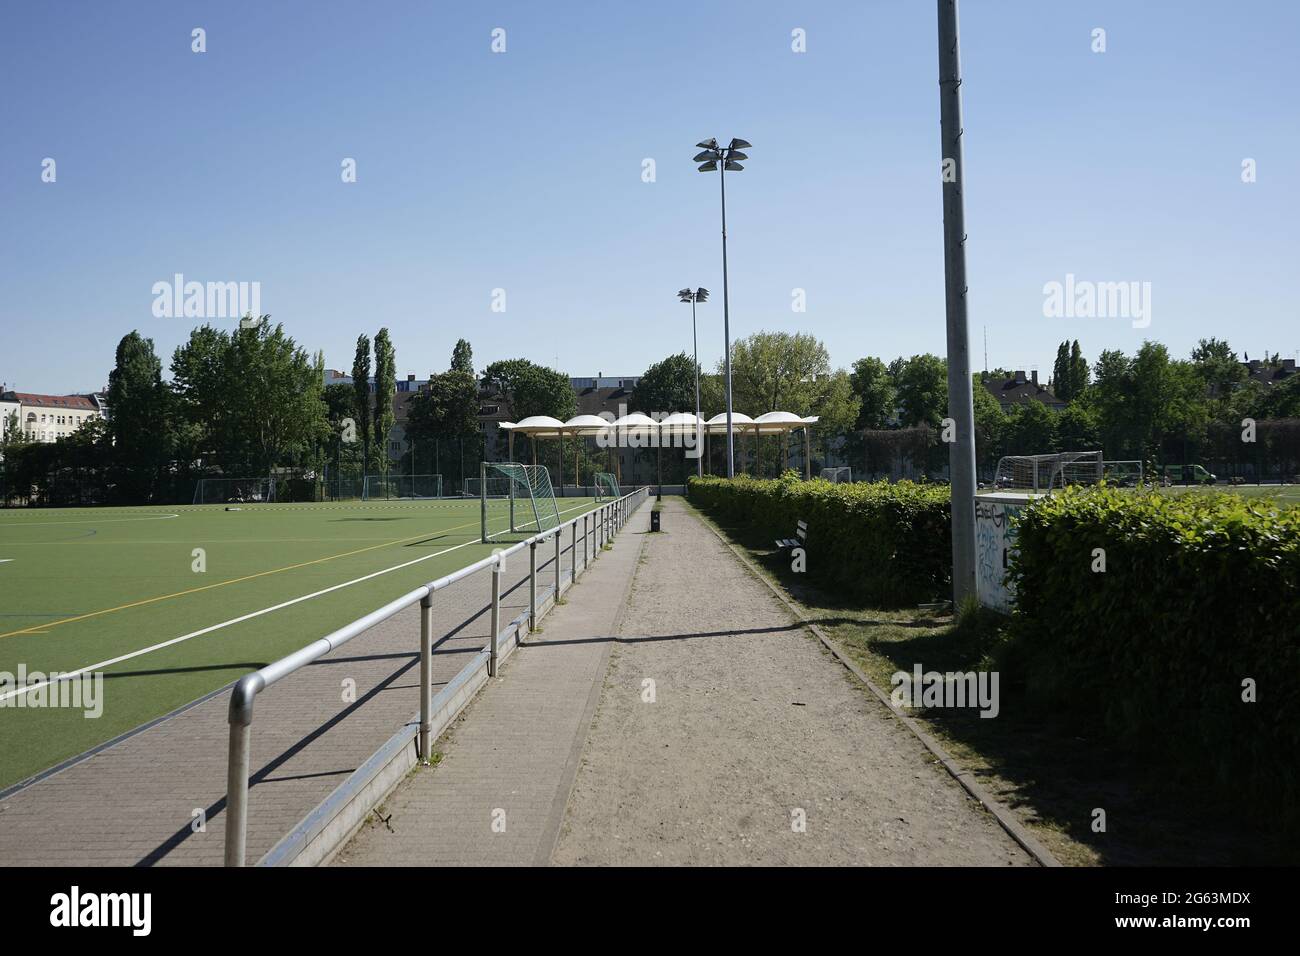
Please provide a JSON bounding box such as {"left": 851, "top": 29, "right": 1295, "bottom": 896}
{"left": 1163, "top": 463, "right": 1217, "bottom": 485}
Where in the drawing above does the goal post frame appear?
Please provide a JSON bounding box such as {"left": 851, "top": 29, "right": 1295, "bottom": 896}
{"left": 193, "top": 476, "right": 277, "bottom": 505}
{"left": 993, "top": 451, "right": 1105, "bottom": 493}
{"left": 593, "top": 472, "right": 620, "bottom": 501}
{"left": 362, "top": 473, "right": 443, "bottom": 500}
{"left": 481, "top": 461, "right": 561, "bottom": 543}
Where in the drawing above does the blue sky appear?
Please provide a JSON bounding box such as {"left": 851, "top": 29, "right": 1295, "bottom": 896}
{"left": 2, "top": 0, "right": 1297, "bottom": 395}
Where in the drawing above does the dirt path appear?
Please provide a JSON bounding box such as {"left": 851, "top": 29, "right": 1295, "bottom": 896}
{"left": 551, "top": 498, "right": 1031, "bottom": 866}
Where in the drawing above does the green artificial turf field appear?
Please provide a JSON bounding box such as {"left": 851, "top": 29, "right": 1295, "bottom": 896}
{"left": 0, "top": 496, "right": 601, "bottom": 790}
{"left": 978, "top": 483, "right": 1300, "bottom": 507}
{"left": 1156, "top": 482, "right": 1300, "bottom": 505}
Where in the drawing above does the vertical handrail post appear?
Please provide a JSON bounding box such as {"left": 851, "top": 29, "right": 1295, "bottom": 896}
{"left": 583, "top": 514, "right": 589, "bottom": 570}
{"left": 554, "top": 530, "right": 562, "bottom": 601}
{"left": 571, "top": 522, "right": 577, "bottom": 583}
{"left": 224, "top": 722, "right": 251, "bottom": 867}
{"left": 529, "top": 541, "right": 538, "bottom": 631}
{"left": 419, "top": 591, "right": 433, "bottom": 763}
{"left": 225, "top": 672, "right": 262, "bottom": 867}
{"left": 489, "top": 558, "right": 501, "bottom": 676}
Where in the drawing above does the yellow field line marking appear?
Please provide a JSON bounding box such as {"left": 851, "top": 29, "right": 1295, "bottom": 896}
{"left": 0, "top": 538, "right": 414, "bottom": 546}
{"left": 0, "top": 517, "right": 482, "bottom": 640}
{"left": 0, "top": 500, "right": 599, "bottom": 702}
{"left": 0, "top": 500, "right": 596, "bottom": 641}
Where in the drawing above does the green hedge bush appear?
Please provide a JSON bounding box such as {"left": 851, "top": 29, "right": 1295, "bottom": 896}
{"left": 688, "top": 473, "right": 951, "bottom": 606}
{"left": 1007, "top": 486, "right": 1300, "bottom": 823}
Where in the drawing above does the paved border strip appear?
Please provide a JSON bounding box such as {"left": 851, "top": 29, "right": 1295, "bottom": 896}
{"left": 261, "top": 606, "right": 532, "bottom": 867}
{"left": 258, "top": 495, "right": 649, "bottom": 867}
{"left": 687, "top": 500, "right": 1062, "bottom": 868}
{"left": 0, "top": 676, "right": 239, "bottom": 802}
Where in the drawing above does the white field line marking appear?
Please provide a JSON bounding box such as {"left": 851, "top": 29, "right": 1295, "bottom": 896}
{"left": 0, "top": 501, "right": 593, "bottom": 703}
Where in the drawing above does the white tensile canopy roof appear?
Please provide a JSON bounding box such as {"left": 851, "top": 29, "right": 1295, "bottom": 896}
{"left": 494, "top": 410, "right": 818, "bottom": 482}
{"left": 498, "top": 415, "right": 567, "bottom": 437}
{"left": 607, "top": 412, "right": 659, "bottom": 438}
{"left": 751, "top": 411, "right": 820, "bottom": 435}
{"left": 657, "top": 412, "right": 705, "bottom": 435}
{"left": 499, "top": 411, "right": 812, "bottom": 436}
{"left": 563, "top": 414, "right": 613, "bottom": 436}
{"left": 704, "top": 411, "right": 755, "bottom": 434}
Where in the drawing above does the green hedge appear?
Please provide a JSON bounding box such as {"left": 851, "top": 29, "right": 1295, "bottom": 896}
{"left": 1007, "top": 487, "right": 1300, "bottom": 822}
{"left": 688, "top": 473, "right": 951, "bottom": 606}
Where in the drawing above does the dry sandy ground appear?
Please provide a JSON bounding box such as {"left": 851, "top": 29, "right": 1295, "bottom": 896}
{"left": 551, "top": 499, "right": 1031, "bottom": 866}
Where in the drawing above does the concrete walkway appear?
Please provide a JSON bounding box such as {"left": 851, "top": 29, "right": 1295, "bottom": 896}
{"left": 333, "top": 503, "right": 650, "bottom": 866}
{"left": 335, "top": 498, "right": 1030, "bottom": 866}
{"left": 0, "top": 520, "right": 594, "bottom": 866}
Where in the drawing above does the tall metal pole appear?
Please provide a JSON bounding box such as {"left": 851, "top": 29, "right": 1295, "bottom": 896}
{"left": 938, "top": 0, "right": 977, "bottom": 605}
{"left": 691, "top": 296, "right": 702, "bottom": 478}
{"left": 720, "top": 165, "right": 735, "bottom": 478}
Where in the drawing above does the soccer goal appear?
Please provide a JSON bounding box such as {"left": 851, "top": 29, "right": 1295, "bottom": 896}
{"left": 593, "top": 472, "right": 620, "bottom": 501}
{"left": 193, "top": 477, "right": 276, "bottom": 505}
{"left": 363, "top": 473, "right": 443, "bottom": 500}
{"left": 481, "top": 462, "right": 562, "bottom": 542}
{"left": 821, "top": 466, "right": 852, "bottom": 483}
{"left": 993, "top": 451, "right": 1103, "bottom": 493}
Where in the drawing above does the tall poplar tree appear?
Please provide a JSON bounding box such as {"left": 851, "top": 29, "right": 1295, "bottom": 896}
{"left": 372, "top": 328, "right": 396, "bottom": 478}
{"left": 351, "top": 334, "right": 372, "bottom": 478}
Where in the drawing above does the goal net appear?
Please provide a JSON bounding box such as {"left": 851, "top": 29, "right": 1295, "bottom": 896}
{"left": 821, "top": 466, "right": 852, "bottom": 483}
{"left": 193, "top": 477, "right": 276, "bottom": 505}
{"left": 363, "top": 473, "right": 443, "bottom": 500}
{"left": 593, "top": 472, "right": 620, "bottom": 501}
{"left": 481, "top": 462, "right": 561, "bottom": 542}
{"left": 993, "top": 452, "right": 1102, "bottom": 493}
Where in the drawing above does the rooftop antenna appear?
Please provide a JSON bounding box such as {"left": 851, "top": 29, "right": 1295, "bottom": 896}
{"left": 983, "top": 326, "right": 988, "bottom": 374}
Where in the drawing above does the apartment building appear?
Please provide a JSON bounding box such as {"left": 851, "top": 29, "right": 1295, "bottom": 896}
{"left": 0, "top": 390, "right": 106, "bottom": 443}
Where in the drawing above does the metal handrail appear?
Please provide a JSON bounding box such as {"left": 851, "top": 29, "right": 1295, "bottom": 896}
{"left": 224, "top": 486, "right": 647, "bottom": 865}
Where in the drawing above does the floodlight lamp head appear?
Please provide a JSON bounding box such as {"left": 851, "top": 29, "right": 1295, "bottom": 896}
{"left": 727, "top": 150, "right": 748, "bottom": 161}
{"left": 729, "top": 138, "right": 752, "bottom": 150}
{"left": 696, "top": 287, "right": 709, "bottom": 300}
{"left": 697, "top": 160, "right": 717, "bottom": 172}
{"left": 724, "top": 161, "right": 743, "bottom": 171}
{"left": 696, "top": 138, "right": 718, "bottom": 150}
{"left": 677, "top": 288, "right": 693, "bottom": 299}
{"left": 693, "top": 150, "right": 721, "bottom": 163}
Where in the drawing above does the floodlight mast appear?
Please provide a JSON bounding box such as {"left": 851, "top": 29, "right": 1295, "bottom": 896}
{"left": 678, "top": 287, "right": 709, "bottom": 477}
{"left": 694, "top": 138, "right": 751, "bottom": 478}
{"left": 937, "top": 1, "right": 977, "bottom": 604}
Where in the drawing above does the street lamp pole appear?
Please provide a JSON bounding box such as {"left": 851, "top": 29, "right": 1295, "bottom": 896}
{"left": 678, "top": 287, "right": 710, "bottom": 478}
{"left": 938, "top": 0, "right": 977, "bottom": 604}
{"left": 694, "top": 137, "right": 750, "bottom": 479}
{"left": 719, "top": 164, "right": 734, "bottom": 478}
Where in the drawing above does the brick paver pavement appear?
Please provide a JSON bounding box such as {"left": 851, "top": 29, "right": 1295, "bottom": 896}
{"left": 332, "top": 504, "right": 650, "bottom": 866}
{"left": 0, "top": 510, "right": 611, "bottom": 866}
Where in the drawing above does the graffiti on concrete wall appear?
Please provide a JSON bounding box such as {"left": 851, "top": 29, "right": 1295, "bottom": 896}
{"left": 974, "top": 498, "right": 1024, "bottom": 613}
